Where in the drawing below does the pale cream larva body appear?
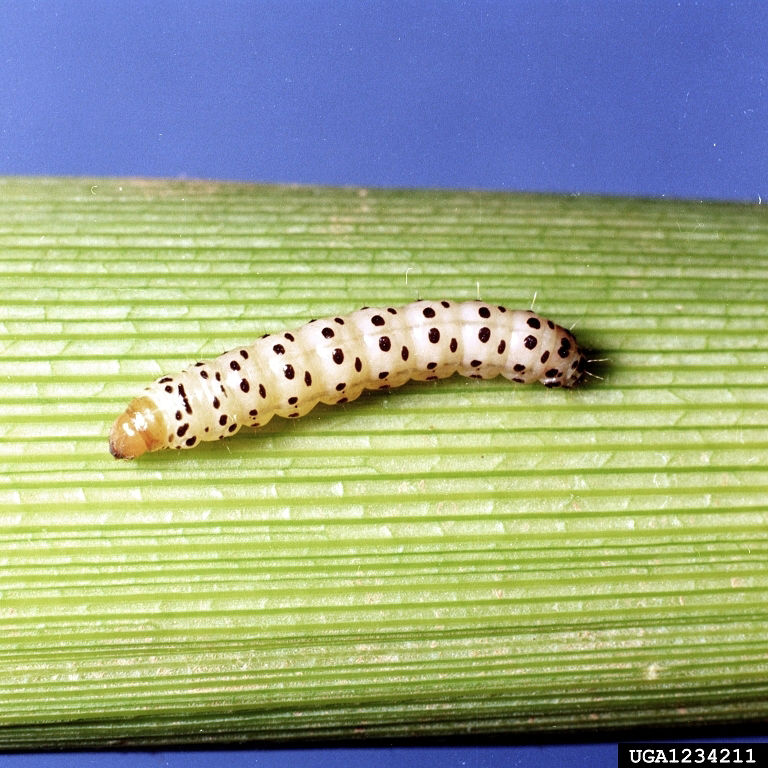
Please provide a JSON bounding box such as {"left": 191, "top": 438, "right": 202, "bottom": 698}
{"left": 109, "top": 300, "right": 587, "bottom": 459}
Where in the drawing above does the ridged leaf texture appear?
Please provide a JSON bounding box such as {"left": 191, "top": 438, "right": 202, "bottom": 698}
{"left": 1, "top": 177, "right": 767, "bottom": 748}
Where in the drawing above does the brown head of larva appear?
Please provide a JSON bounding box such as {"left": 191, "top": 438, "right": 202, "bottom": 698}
{"left": 109, "top": 396, "right": 166, "bottom": 460}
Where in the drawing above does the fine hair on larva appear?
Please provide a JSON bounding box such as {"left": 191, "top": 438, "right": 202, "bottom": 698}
{"left": 109, "top": 299, "right": 588, "bottom": 459}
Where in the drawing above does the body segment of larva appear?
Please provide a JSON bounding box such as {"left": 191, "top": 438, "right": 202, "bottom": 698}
{"left": 109, "top": 300, "right": 586, "bottom": 459}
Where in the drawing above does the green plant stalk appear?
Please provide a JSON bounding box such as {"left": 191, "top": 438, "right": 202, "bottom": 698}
{"left": 0, "top": 177, "right": 767, "bottom": 748}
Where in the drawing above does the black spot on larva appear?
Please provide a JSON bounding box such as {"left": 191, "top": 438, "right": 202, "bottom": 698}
{"left": 249, "top": 409, "right": 258, "bottom": 416}
{"left": 354, "top": 356, "right": 362, "bottom": 372}
{"left": 175, "top": 410, "right": 182, "bottom": 420}
{"left": 304, "top": 370, "right": 312, "bottom": 386}
{"left": 185, "top": 436, "right": 197, "bottom": 447}
{"left": 284, "top": 364, "right": 295, "bottom": 380}
{"left": 427, "top": 362, "right": 437, "bottom": 370}
{"left": 540, "top": 350, "right": 550, "bottom": 364}
{"left": 545, "top": 381, "right": 562, "bottom": 388}
{"left": 379, "top": 336, "right": 391, "bottom": 352}
{"left": 441, "top": 301, "right": 450, "bottom": 308}
{"left": 401, "top": 346, "right": 409, "bottom": 361}
{"left": 577, "top": 357, "right": 587, "bottom": 372}
{"left": 498, "top": 305, "right": 506, "bottom": 313}
{"left": 478, "top": 327, "right": 491, "bottom": 343}
{"left": 428, "top": 328, "right": 440, "bottom": 343}
{"left": 289, "top": 412, "right": 299, "bottom": 417}
{"left": 230, "top": 360, "right": 240, "bottom": 371}
{"left": 524, "top": 335, "right": 538, "bottom": 350}
{"left": 512, "top": 363, "right": 525, "bottom": 373}
{"left": 158, "top": 377, "right": 172, "bottom": 383}
{"left": 168, "top": 434, "right": 173, "bottom": 443}
{"left": 470, "top": 374, "right": 482, "bottom": 379}
{"left": 204, "top": 427, "right": 209, "bottom": 432}
{"left": 378, "top": 371, "right": 389, "bottom": 379}
{"left": 273, "top": 343, "right": 285, "bottom": 355}
{"left": 284, "top": 333, "right": 294, "bottom": 342}
{"left": 423, "top": 307, "right": 436, "bottom": 318}
{"left": 527, "top": 317, "right": 541, "bottom": 329}
{"left": 259, "top": 383, "right": 266, "bottom": 398}
{"left": 336, "top": 382, "right": 346, "bottom": 391}
{"left": 260, "top": 333, "right": 270, "bottom": 339}
{"left": 177, "top": 423, "right": 189, "bottom": 437}
{"left": 215, "top": 372, "right": 221, "bottom": 381}
{"left": 228, "top": 424, "right": 237, "bottom": 432}
{"left": 288, "top": 396, "right": 298, "bottom": 405}
{"left": 449, "top": 338, "right": 458, "bottom": 353}
{"left": 219, "top": 415, "right": 228, "bottom": 426}
{"left": 333, "top": 348, "right": 344, "bottom": 365}
{"left": 337, "top": 397, "right": 348, "bottom": 404}
{"left": 547, "top": 320, "right": 555, "bottom": 329}
{"left": 240, "top": 349, "right": 249, "bottom": 359}
{"left": 212, "top": 396, "right": 220, "bottom": 409}
{"left": 471, "top": 360, "right": 482, "bottom": 368}
{"left": 200, "top": 370, "right": 209, "bottom": 379}
{"left": 545, "top": 368, "right": 559, "bottom": 378}
{"left": 512, "top": 377, "right": 525, "bottom": 383}
{"left": 251, "top": 422, "right": 260, "bottom": 427}
{"left": 240, "top": 378, "right": 250, "bottom": 393}
{"left": 427, "top": 376, "right": 438, "bottom": 381}
{"left": 387, "top": 307, "right": 397, "bottom": 314}
{"left": 558, "top": 338, "right": 572, "bottom": 358}
{"left": 164, "top": 385, "right": 173, "bottom": 393}
{"left": 497, "top": 340, "right": 506, "bottom": 355}
{"left": 194, "top": 362, "right": 204, "bottom": 367}
{"left": 334, "top": 317, "right": 345, "bottom": 325}
{"left": 371, "top": 315, "right": 385, "bottom": 326}
{"left": 178, "top": 383, "right": 192, "bottom": 414}
{"left": 379, "top": 384, "right": 391, "bottom": 389}
{"left": 478, "top": 306, "right": 491, "bottom": 319}
{"left": 322, "top": 327, "right": 335, "bottom": 338}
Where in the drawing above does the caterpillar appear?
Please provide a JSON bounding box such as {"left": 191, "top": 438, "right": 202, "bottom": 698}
{"left": 109, "top": 300, "right": 587, "bottom": 459}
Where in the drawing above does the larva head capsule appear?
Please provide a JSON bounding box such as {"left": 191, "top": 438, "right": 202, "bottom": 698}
{"left": 109, "top": 396, "right": 166, "bottom": 460}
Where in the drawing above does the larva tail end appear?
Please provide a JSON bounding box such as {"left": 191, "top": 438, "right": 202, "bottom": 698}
{"left": 109, "top": 396, "right": 165, "bottom": 460}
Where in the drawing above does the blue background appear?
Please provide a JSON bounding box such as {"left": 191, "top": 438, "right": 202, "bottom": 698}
{"left": 1, "top": 0, "right": 766, "bottom": 200}
{"left": 1, "top": 1, "right": 767, "bottom": 766}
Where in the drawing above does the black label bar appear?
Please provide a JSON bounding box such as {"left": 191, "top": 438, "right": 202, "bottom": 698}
{"left": 619, "top": 743, "right": 768, "bottom": 768}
